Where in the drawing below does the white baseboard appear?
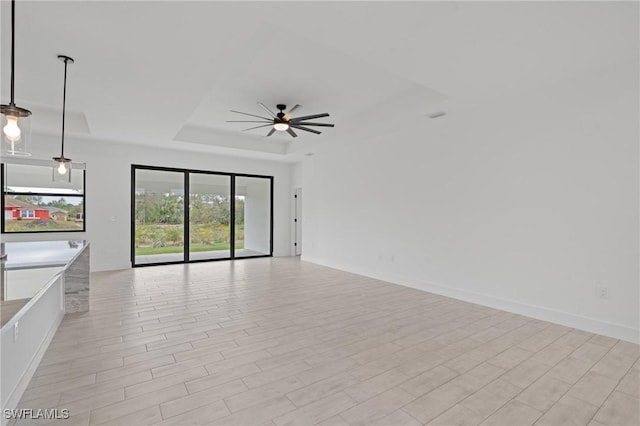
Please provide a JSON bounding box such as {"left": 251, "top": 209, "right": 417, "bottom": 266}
{"left": 91, "top": 262, "right": 130, "bottom": 272}
{"left": 303, "top": 255, "right": 639, "bottom": 344}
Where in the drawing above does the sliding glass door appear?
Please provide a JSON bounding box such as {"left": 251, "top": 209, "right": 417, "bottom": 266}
{"left": 235, "top": 176, "right": 272, "bottom": 258}
{"left": 132, "top": 166, "right": 272, "bottom": 266}
{"left": 133, "top": 168, "right": 185, "bottom": 265}
{"left": 189, "top": 173, "right": 231, "bottom": 261}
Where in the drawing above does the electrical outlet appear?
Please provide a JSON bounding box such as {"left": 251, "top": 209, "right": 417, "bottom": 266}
{"left": 14, "top": 321, "right": 18, "bottom": 342}
{"left": 597, "top": 286, "right": 610, "bottom": 299}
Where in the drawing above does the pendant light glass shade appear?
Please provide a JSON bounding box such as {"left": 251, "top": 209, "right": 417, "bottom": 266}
{"left": 53, "top": 55, "right": 74, "bottom": 183}
{"left": 1, "top": 0, "right": 32, "bottom": 157}
{"left": 52, "top": 157, "right": 72, "bottom": 182}
{"left": 1, "top": 107, "right": 31, "bottom": 156}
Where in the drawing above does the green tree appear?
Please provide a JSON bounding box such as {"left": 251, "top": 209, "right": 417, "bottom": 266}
{"left": 46, "top": 198, "right": 68, "bottom": 209}
{"left": 13, "top": 195, "right": 43, "bottom": 205}
{"left": 234, "top": 198, "right": 244, "bottom": 226}
{"left": 157, "top": 195, "right": 183, "bottom": 224}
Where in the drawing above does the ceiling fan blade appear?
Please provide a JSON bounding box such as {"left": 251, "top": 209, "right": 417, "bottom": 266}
{"left": 287, "top": 128, "right": 298, "bottom": 138}
{"left": 294, "top": 122, "right": 335, "bottom": 127}
{"left": 290, "top": 124, "right": 321, "bottom": 135}
{"left": 257, "top": 102, "right": 277, "bottom": 118}
{"left": 284, "top": 104, "right": 302, "bottom": 120}
{"left": 230, "top": 110, "right": 272, "bottom": 120}
{"left": 291, "top": 113, "right": 329, "bottom": 122}
{"left": 266, "top": 128, "right": 276, "bottom": 137}
{"left": 242, "top": 124, "right": 274, "bottom": 132}
{"left": 226, "top": 120, "right": 271, "bottom": 123}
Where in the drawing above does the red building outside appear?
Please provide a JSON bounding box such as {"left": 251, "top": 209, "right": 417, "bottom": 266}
{"left": 3, "top": 196, "right": 50, "bottom": 220}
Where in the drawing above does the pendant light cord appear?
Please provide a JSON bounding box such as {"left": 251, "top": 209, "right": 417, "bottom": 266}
{"left": 60, "top": 57, "right": 68, "bottom": 158}
{"left": 10, "top": 0, "right": 15, "bottom": 106}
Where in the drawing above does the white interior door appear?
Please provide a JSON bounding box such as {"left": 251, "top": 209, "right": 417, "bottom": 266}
{"left": 294, "top": 188, "right": 302, "bottom": 256}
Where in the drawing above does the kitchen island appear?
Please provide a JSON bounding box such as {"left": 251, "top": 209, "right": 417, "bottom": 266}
{"left": 0, "top": 240, "right": 90, "bottom": 419}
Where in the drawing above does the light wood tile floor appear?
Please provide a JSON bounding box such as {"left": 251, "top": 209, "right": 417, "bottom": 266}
{"left": 11, "top": 257, "right": 640, "bottom": 425}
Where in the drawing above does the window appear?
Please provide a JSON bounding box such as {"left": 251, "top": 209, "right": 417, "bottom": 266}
{"left": 132, "top": 165, "right": 272, "bottom": 266}
{"left": 2, "top": 161, "right": 86, "bottom": 233}
{"left": 20, "top": 210, "right": 35, "bottom": 219}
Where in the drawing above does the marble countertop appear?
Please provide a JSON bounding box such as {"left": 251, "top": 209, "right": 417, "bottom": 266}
{"left": 2, "top": 240, "right": 87, "bottom": 270}
{"left": 1, "top": 240, "right": 90, "bottom": 325}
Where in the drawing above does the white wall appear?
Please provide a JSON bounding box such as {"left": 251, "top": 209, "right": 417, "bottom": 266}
{"left": 3, "top": 139, "right": 292, "bottom": 271}
{"left": 299, "top": 61, "right": 639, "bottom": 343}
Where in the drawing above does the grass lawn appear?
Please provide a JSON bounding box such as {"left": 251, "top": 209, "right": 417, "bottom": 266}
{"left": 4, "top": 221, "right": 83, "bottom": 232}
{"left": 136, "top": 242, "right": 244, "bottom": 256}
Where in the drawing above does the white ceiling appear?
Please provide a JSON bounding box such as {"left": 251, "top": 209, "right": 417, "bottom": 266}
{"left": 1, "top": 1, "right": 637, "bottom": 163}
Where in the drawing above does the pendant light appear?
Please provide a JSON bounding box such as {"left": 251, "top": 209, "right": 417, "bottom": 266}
{"left": 53, "top": 55, "right": 74, "bottom": 183}
{"left": 1, "top": 0, "right": 32, "bottom": 157}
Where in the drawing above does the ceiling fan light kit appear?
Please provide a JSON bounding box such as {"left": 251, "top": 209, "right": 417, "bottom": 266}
{"left": 273, "top": 121, "right": 290, "bottom": 131}
{"left": 228, "top": 103, "right": 334, "bottom": 138}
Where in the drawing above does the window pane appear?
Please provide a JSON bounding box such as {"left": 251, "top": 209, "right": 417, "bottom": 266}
{"left": 3, "top": 163, "right": 85, "bottom": 233}
{"left": 134, "top": 169, "right": 185, "bottom": 265}
{"left": 189, "top": 173, "right": 231, "bottom": 261}
{"left": 234, "top": 176, "right": 271, "bottom": 258}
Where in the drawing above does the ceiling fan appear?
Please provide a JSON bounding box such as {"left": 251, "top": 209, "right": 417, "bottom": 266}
{"left": 228, "top": 103, "right": 334, "bottom": 138}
